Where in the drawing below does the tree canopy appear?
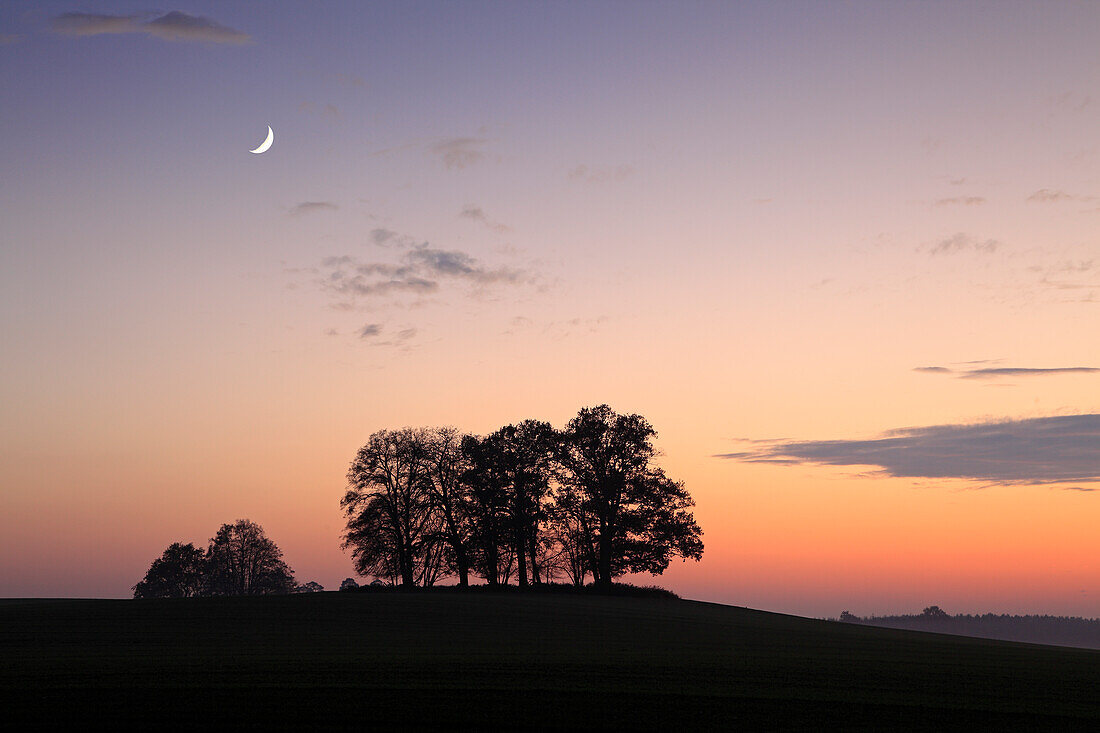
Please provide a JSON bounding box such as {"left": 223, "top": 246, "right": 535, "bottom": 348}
{"left": 132, "top": 520, "right": 296, "bottom": 599}
{"left": 205, "top": 520, "right": 297, "bottom": 596}
{"left": 132, "top": 542, "right": 205, "bottom": 599}
{"left": 340, "top": 405, "right": 703, "bottom": 589}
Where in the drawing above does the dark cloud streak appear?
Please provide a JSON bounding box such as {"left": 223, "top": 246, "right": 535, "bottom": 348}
{"left": 915, "top": 365, "right": 1098, "bottom": 380}
{"left": 289, "top": 201, "right": 338, "bottom": 216}
{"left": 716, "top": 414, "right": 1100, "bottom": 485}
{"left": 52, "top": 11, "right": 249, "bottom": 44}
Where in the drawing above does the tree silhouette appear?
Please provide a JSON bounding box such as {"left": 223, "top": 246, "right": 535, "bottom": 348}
{"left": 556, "top": 405, "right": 703, "bottom": 587}
{"left": 460, "top": 432, "right": 513, "bottom": 585}
{"left": 204, "top": 519, "right": 296, "bottom": 596}
{"left": 486, "top": 420, "right": 556, "bottom": 587}
{"left": 424, "top": 427, "right": 475, "bottom": 586}
{"left": 339, "top": 577, "right": 359, "bottom": 591}
{"left": 132, "top": 542, "right": 205, "bottom": 599}
{"left": 545, "top": 506, "right": 591, "bottom": 586}
{"left": 341, "top": 428, "right": 442, "bottom": 587}
{"left": 295, "top": 581, "right": 324, "bottom": 593}
{"left": 339, "top": 407, "right": 704, "bottom": 590}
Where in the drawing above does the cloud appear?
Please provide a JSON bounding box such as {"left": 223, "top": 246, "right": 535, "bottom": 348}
{"left": 319, "top": 235, "right": 531, "bottom": 304}
{"left": 430, "top": 137, "right": 486, "bottom": 169}
{"left": 715, "top": 414, "right": 1100, "bottom": 485}
{"left": 51, "top": 11, "right": 249, "bottom": 44}
{"left": 289, "top": 201, "right": 338, "bottom": 217}
{"left": 357, "top": 323, "right": 417, "bottom": 347}
{"left": 369, "top": 228, "right": 418, "bottom": 248}
{"left": 915, "top": 365, "right": 1099, "bottom": 380}
{"left": 1028, "top": 189, "right": 1075, "bottom": 203}
{"left": 925, "top": 233, "right": 1000, "bottom": 256}
{"left": 330, "top": 272, "right": 438, "bottom": 298}
{"left": 961, "top": 367, "right": 1099, "bottom": 379}
{"left": 568, "top": 164, "right": 634, "bottom": 183}
{"left": 459, "top": 206, "right": 511, "bottom": 234}
{"left": 406, "top": 245, "right": 524, "bottom": 284}
{"left": 934, "top": 197, "right": 986, "bottom": 206}
{"left": 52, "top": 13, "right": 134, "bottom": 35}
{"left": 359, "top": 323, "right": 383, "bottom": 338}
{"left": 1030, "top": 260, "right": 1096, "bottom": 276}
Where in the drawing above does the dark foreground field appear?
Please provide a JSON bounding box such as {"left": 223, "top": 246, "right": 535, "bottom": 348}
{"left": 3, "top": 592, "right": 1099, "bottom": 730}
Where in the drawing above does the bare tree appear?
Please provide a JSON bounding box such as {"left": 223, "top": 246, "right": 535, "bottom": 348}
{"left": 460, "top": 433, "right": 511, "bottom": 585}
{"left": 473, "top": 421, "right": 556, "bottom": 587}
{"left": 424, "top": 427, "right": 474, "bottom": 586}
{"left": 341, "top": 428, "right": 441, "bottom": 587}
{"left": 204, "top": 520, "right": 296, "bottom": 596}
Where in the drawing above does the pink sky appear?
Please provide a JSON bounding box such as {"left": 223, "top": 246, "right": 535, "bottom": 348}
{"left": 1, "top": 1, "right": 1098, "bottom": 617}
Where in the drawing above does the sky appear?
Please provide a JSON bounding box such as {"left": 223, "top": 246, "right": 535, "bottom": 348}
{"left": 1, "top": 1, "right": 1098, "bottom": 618}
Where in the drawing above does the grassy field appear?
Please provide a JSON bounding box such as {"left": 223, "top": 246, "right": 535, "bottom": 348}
{"left": 3, "top": 591, "right": 1099, "bottom": 730}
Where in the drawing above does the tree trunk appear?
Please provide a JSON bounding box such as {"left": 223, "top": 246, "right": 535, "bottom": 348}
{"left": 485, "top": 542, "right": 499, "bottom": 586}
{"left": 455, "top": 544, "right": 469, "bottom": 587}
{"left": 515, "top": 526, "right": 528, "bottom": 587}
{"left": 597, "top": 520, "right": 612, "bottom": 589}
{"left": 528, "top": 534, "right": 541, "bottom": 584}
{"left": 399, "top": 541, "right": 415, "bottom": 587}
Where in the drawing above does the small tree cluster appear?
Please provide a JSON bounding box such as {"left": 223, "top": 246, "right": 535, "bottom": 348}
{"left": 133, "top": 519, "right": 298, "bottom": 598}
{"left": 340, "top": 405, "right": 704, "bottom": 589}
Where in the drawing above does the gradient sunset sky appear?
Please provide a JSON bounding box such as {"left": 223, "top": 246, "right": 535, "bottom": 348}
{"left": 2, "top": 1, "right": 1098, "bottom": 617}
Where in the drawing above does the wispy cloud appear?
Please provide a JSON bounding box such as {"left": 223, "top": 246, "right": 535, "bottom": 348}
{"left": 1027, "top": 188, "right": 1096, "bottom": 204}
{"left": 405, "top": 246, "right": 524, "bottom": 285}
{"left": 430, "top": 137, "right": 487, "bottom": 169}
{"left": 715, "top": 414, "right": 1100, "bottom": 485}
{"left": 915, "top": 365, "right": 1099, "bottom": 380}
{"left": 924, "top": 233, "right": 1000, "bottom": 256}
{"left": 459, "top": 205, "right": 511, "bottom": 234}
{"left": 934, "top": 197, "right": 986, "bottom": 206}
{"left": 369, "top": 228, "right": 418, "bottom": 248}
{"left": 319, "top": 232, "right": 532, "bottom": 306}
{"left": 357, "top": 323, "right": 417, "bottom": 347}
{"left": 1028, "top": 188, "right": 1074, "bottom": 203}
{"left": 568, "top": 164, "right": 634, "bottom": 183}
{"left": 288, "top": 201, "right": 338, "bottom": 217}
{"left": 51, "top": 11, "right": 249, "bottom": 44}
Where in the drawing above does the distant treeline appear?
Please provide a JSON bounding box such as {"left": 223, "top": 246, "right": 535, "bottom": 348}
{"left": 341, "top": 405, "right": 704, "bottom": 589}
{"left": 835, "top": 606, "right": 1100, "bottom": 650}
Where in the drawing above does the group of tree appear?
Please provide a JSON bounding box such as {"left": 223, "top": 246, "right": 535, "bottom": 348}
{"left": 133, "top": 519, "right": 310, "bottom": 598}
{"left": 340, "top": 404, "right": 704, "bottom": 589}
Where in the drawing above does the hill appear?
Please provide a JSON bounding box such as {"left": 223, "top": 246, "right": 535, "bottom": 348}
{"left": 3, "top": 592, "right": 1099, "bottom": 729}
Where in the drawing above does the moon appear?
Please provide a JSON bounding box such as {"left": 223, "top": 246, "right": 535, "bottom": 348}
{"left": 249, "top": 126, "right": 274, "bottom": 154}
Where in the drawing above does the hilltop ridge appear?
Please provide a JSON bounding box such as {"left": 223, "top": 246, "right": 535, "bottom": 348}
{"left": 3, "top": 592, "right": 1099, "bottom": 729}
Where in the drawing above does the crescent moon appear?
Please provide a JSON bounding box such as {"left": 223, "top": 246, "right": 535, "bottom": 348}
{"left": 249, "top": 126, "right": 274, "bottom": 154}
